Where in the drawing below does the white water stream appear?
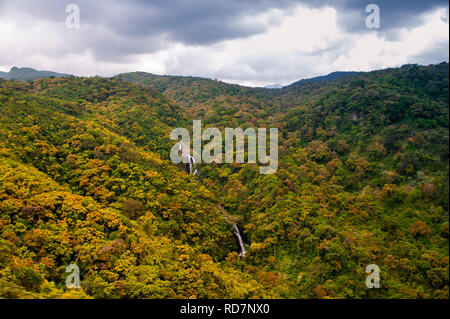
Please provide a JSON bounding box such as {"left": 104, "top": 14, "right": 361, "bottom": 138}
{"left": 178, "top": 142, "right": 246, "bottom": 257}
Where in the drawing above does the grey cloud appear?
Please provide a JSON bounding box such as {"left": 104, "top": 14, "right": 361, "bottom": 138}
{"left": 411, "top": 38, "right": 449, "bottom": 65}
{"left": 0, "top": 0, "right": 448, "bottom": 62}
{"left": 312, "top": 0, "right": 449, "bottom": 35}
{"left": 0, "top": 0, "right": 276, "bottom": 42}
{"left": 0, "top": 0, "right": 448, "bottom": 85}
{"left": 0, "top": 0, "right": 297, "bottom": 59}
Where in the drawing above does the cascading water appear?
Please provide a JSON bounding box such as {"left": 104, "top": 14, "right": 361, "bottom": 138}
{"left": 233, "top": 224, "right": 247, "bottom": 257}
{"left": 177, "top": 142, "right": 246, "bottom": 257}
{"left": 218, "top": 203, "right": 247, "bottom": 258}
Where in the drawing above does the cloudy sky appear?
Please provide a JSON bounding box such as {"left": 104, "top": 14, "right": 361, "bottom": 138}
{"left": 0, "top": 0, "right": 448, "bottom": 86}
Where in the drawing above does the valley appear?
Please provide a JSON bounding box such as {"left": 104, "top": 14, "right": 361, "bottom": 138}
{"left": 0, "top": 62, "right": 448, "bottom": 299}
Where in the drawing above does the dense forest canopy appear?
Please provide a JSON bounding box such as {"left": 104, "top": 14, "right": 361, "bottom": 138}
{"left": 0, "top": 62, "right": 448, "bottom": 298}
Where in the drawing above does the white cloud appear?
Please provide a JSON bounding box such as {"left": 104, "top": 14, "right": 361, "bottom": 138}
{"left": 0, "top": 4, "right": 448, "bottom": 86}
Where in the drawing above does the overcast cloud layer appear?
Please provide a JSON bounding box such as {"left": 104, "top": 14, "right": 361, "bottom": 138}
{"left": 0, "top": 0, "right": 448, "bottom": 86}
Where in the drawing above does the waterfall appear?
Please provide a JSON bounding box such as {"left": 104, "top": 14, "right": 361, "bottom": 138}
{"left": 217, "top": 204, "right": 247, "bottom": 258}
{"left": 178, "top": 142, "right": 246, "bottom": 257}
{"left": 179, "top": 142, "right": 197, "bottom": 174}
{"left": 233, "top": 224, "right": 247, "bottom": 257}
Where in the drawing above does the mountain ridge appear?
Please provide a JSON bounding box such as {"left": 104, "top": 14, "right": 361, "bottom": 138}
{"left": 1, "top": 65, "right": 361, "bottom": 89}
{"left": 284, "top": 71, "right": 361, "bottom": 88}
{"left": 0, "top": 66, "right": 72, "bottom": 81}
{"left": 114, "top": 70, "right": 362, "bottom": 89}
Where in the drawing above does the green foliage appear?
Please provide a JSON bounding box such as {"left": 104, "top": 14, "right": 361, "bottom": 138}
{"left": 0, "top": 63, "right": 448, "bottom": 299}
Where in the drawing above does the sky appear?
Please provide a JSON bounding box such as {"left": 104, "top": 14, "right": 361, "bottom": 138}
{"left": 0, "top": 0, "right": 448, "bottom": 87}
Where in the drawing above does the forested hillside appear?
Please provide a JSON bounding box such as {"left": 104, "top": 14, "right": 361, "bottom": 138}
{"left": 0, "top": 63, "right": 448, "bottom": 298}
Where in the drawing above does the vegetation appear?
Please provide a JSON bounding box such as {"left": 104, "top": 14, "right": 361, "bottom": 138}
{"left": 0, "top": 62, "right": 448, "bottom": 298}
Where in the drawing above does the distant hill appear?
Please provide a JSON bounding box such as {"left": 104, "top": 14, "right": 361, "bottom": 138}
{"left": 0, "top": 66, "right": 72, "bottom": 81}
{"left": 115, "top": 71, "right": 360, "bottom": 91}
{"left": 285, "top": 71, "right": 360, "bottom": 88}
